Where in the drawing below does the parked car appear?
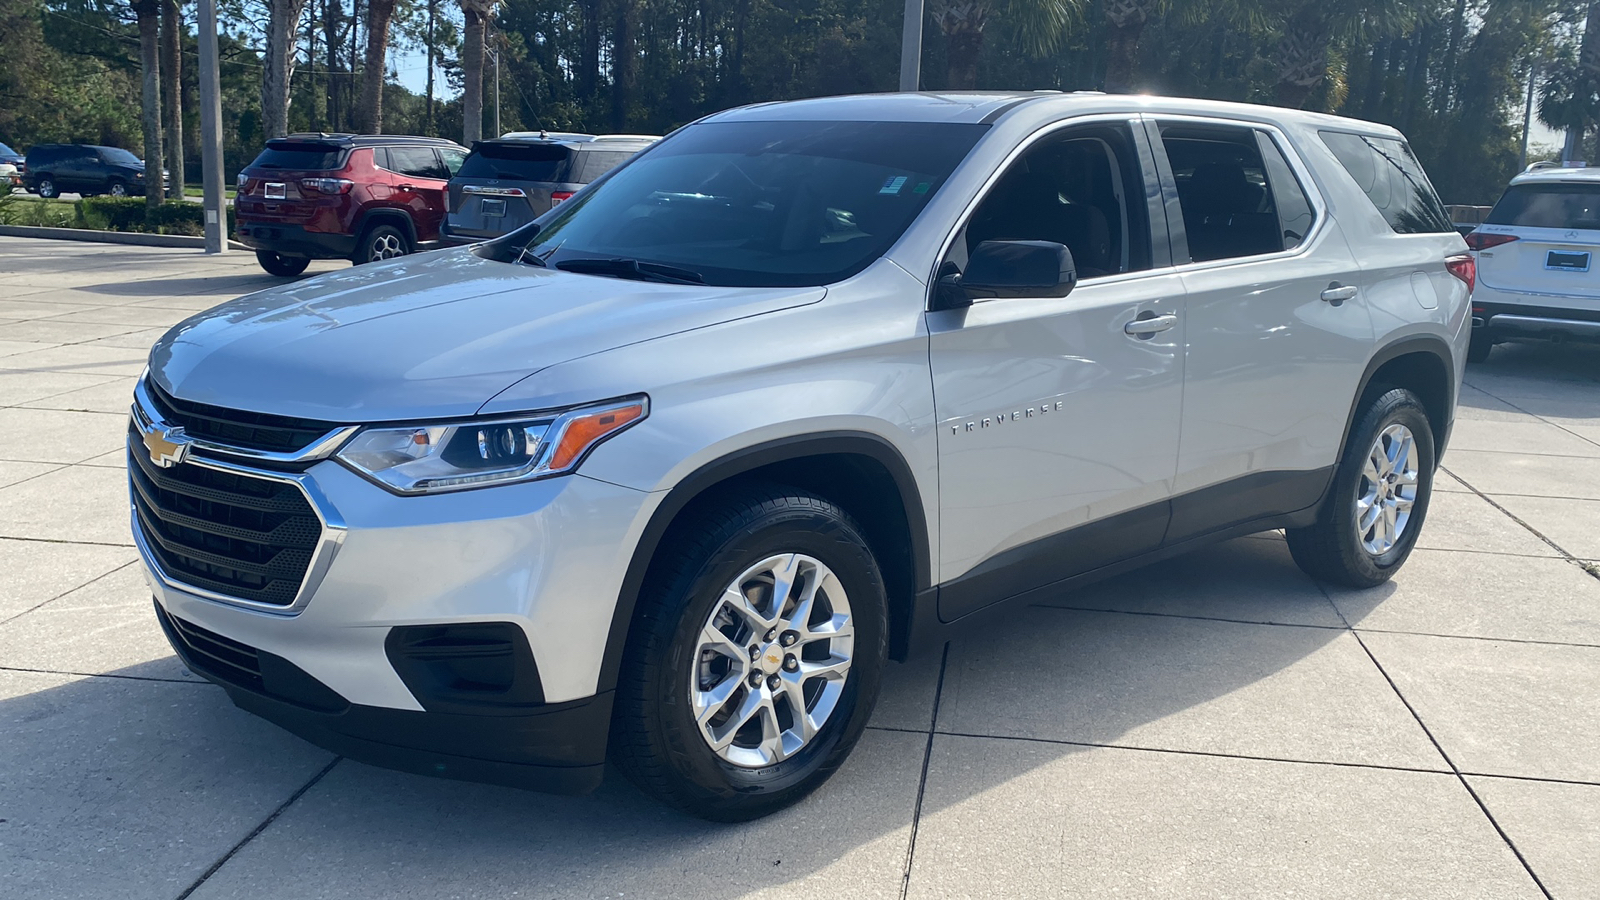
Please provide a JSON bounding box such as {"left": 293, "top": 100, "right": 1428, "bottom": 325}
{"left": 442, "top": 132, "right": 659, "bottom": 244}
{"left": 234, "top": 133, "right": 469, "bottom": 276}
{"left": 23, "top": 144, "right": 166, "bottom": 198}
{"left": 0, "top": 162, "right": 20, "bottom": 190}
{"left": 135, "top": 93, "right": 1468, "bottom": 822}
{"left": 1464, "top": 161, "right": 1600, "bottom": 361}
{"left": 0, "top": 141, "right": 24, "bottom": 171}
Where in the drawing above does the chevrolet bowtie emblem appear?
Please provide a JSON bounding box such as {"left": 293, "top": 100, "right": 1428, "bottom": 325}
{"left": 142, "top": 422, "right": 192, "bottom": 468}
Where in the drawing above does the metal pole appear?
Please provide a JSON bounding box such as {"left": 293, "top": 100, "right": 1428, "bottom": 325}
{"left": 197, "top": 0, "right": 227, "bottom": 253}
{"left": 494, "top": 45, "right": 501, "bottom": 137}
{"left": 899, "top": 0, "right": 923, "bottom": 92}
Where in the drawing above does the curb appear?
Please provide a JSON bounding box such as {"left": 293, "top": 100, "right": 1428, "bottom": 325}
{"left": 0, "top": 224, "right": 248, "bottom": 251}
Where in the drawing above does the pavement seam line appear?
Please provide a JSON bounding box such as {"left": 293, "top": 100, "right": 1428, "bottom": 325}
{"left": 0, "top": 663, "right": 206, "bottom": 685}
{"left": 173, "top": 757, "right": 343, "bottom": 900}
{"left": 1325, "top": 584, "right": 1556, "bottom": 900}
{"left": 1441, "top": 464, "right": 1600, "bottom": 586}
{"left": 0, "top": 534, "right": 136, "bottom": 548}
{"left": 0, "top": 559, "right": 140, "bottom": 626}
{"left": 1463, "top": 382, "right": 1600, "bottom": 452}
{"left": 898, "top": 642, "right": 949, "bottom": 900}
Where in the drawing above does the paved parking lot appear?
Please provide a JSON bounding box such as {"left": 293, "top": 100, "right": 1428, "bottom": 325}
{"left": 2, "top": 236, "right": 1598, "bottom": 899}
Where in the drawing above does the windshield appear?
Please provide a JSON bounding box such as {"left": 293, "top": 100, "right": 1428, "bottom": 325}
{"left": 490, "top": 120, "right": 989, "bottom": 287}
{"left": 459, "top": 142, "right": 574, "bottom": 181}
{"left": 0, "top": 143, "right": 16, "bottom": 157}
{"left": 1486, "top": 183, "right": 1600, "bottom": 231}
{"left": 99, "top": 147, "right": 142, "bottom": 165}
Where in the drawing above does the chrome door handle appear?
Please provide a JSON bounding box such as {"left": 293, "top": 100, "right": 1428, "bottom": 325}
{"left": 1124, "top": 313, "right": 1178, "bottom": 337}
{"left": 1321, "top": 284, "right": 1358, "bottom": 305}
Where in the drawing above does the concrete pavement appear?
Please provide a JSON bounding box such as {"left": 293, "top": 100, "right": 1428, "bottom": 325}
{"left": 2, "top": 237, "right": 1598, "bottom": 899}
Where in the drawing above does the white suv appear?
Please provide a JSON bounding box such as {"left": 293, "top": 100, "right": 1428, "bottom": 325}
{"left": 132, "top": 93, "right": 1470, "bottom": 821}
{"left": 1466, "top": 162, "right": 1600, "bottom": 360}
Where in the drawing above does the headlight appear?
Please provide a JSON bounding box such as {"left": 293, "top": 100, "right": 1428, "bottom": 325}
{"left": 335, "top": 396, "right": 647, "bottom": 494}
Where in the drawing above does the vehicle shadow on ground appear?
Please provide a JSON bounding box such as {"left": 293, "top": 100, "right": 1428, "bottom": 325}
{"left": 68, "top": 273, "right": 305, "bottom": 299}
{"left": 4, "top": 536, "right": 1406, "bottom": 898}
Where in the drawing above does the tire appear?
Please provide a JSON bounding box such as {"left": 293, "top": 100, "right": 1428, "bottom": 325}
{"left": 1467, "top": 331, "right": 1493, "bottom": 364}
{"left": 352, "top": 223, "right": 410, "bottom": 264}
{"left": 107, "top": 179, "right": 128, "bottom": 198}
{"left": 36, "top": 177, "right": 57, "bottom": 199}
{"left": 256, "top": 250, "right": 310, "bottom": 277}
{"left": 611, "top": 485, "right": 888, "bottom": 821}
{"left": 1287, "top": 387, "right": 1435, "bottom": 588}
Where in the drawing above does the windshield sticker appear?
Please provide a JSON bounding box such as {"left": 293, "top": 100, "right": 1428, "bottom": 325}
{"left": 914, "top": 181, "right": 931, "bottom": 194}
{"left": 880, "top": 175, "right": 908, "bottom": 195}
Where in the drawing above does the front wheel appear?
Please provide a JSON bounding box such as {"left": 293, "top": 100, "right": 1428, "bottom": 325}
{"left": 107, "top": 179, "right": 128, "bottom": 198}
{"left": 611, "top": 486, "right": 887, "bottom": 821}
{"left": 353, "top": 223, "right": 409, "bottom": 264}
{"left": 256, "top": 251, "right": 310, "bottom": 277}
{"left": 1287, "top": 387, "right": 1435, "bottom": 588}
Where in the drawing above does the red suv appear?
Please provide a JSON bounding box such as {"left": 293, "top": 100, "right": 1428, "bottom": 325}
{"left": 236, "top": 134, "right": 468, "bottom": 276}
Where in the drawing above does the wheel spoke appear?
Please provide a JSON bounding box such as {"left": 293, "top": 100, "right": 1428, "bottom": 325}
{"left": 1356, "top": 496, "right": 1381, "bottom": 536}
{"left": 698, "top": 623, "right": 747, "bottom": 664}
{"left": 706, "top": 686, "right": 765, "bottom": 751}
{"left": 799, "top": 656, "right": 851, "bottom": 682}
{"left": 754, "top": 696, "right": 785, "bottom": 763}
{"left": 764, "top": 554, "right": 801, "bottom": 623}
{"left": 693, "top": 675, "right": 742, "bottom": 726}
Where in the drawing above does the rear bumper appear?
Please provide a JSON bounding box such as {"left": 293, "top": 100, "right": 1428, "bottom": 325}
{"left": 236, "top": 221, "right": 357, "bottom": 259}
{"left": 440, "top": 222, "right": 502, "bottom": 246}
{"left": 1472, "top": 296, "right": 1600, "bottom": 344}
{"left": 154, "top": 599, "right": 610, "bottom": 793}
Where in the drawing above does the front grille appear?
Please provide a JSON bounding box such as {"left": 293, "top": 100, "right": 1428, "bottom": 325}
{"left": 148, "top": 382, "right": 337, "bottom": 455}
{"left": 130, "top": 434, "right": 321, "bottom": 606}
{"left": 156, "top": 604, "right": 264, "bottom": 691}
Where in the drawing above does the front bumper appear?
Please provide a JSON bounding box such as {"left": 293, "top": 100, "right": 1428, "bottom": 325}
{"left": 131, "top": 423, "right": 656, "bottom": 791}
{"left": 236, "top": 221, "right": 358, "bottom": 259}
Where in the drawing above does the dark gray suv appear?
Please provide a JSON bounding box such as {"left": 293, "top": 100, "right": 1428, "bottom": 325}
{"left": 24, "top": 144, "right": 166, "bottom": 198}
{"left": 442, "top": 132, "right": 658, "bottom": 243}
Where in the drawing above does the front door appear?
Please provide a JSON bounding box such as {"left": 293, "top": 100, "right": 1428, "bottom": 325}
{"left": 930, "top": 120, "right": 1186, "bottom": 621}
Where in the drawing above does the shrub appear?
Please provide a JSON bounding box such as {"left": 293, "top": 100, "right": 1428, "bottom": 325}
{"left": 74, "top": 196, "right": 148, "bottom": 231}
{"left": 0, "top": 196, "right": 75, "bottom": 228}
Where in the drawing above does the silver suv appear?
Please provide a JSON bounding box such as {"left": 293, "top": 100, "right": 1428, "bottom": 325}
{"left": 133, "top": 93, "right": 1470, "bottom": 821}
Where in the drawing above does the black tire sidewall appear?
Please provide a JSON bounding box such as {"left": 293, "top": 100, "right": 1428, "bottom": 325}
{"left": 637, "top": 498, "right": 887, "bottom": 816}
{"left": 1327, "top": 389, "right": 1436, "bottom": 583}
{"left": 256, "top": 250, "right": 308, "bottom": 277}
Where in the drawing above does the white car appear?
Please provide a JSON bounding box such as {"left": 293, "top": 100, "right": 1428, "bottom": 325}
{"left": 1466, "top": 162, "right": 1600, "bottom": 360}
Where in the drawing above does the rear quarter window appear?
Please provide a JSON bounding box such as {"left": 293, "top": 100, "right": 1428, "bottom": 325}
{"left": 1319, "top": 131, "right": 1452, "bottom": 235}
{"left": 251, "top": 143, "right": 344, "bottom": 171}
{"left": 1485, "top": 183, "right": 1600, "bottom": 230}
{"left": 458, "top": 143, "right": 574, "bottom": 182}
{"left": 575, "top": 149, "right": 639, "bottom": 182}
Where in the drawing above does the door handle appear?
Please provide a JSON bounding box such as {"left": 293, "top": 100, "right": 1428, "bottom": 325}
{"left": 1321, "top": 284, "right": 1358, "bottom": 305}
{"left": 1124, "top": 313, "right": 1178, "bottom": 337}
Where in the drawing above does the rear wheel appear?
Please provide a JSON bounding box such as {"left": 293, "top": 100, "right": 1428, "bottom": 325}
{"left": 353, "top": 223, "right": 409, "bottom": 264}
{"left": 1287, "top": 387, "right": 1435, "bottom": 588}
{"left": 107, "top": 179, "right": 128, "bottom": 198}
{"left": 36, "top": 176, "right": 57, "bottom": 199}
{"left": 611, "top": 486, "right": 887, "bottom": 821}
{"left": 255, "top": 250, "right": 310, "bottom": 277}
{"left": 1467, "top": 331, "right": 1493, "bottom": 363}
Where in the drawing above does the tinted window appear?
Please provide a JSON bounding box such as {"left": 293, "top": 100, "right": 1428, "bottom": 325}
{"left": 960, "top": 125, "right": 1151, "bottom": 279}
{"left": 1485, "top": 183, "right": 1600, "bottom": 230}
{"left": 458, "top": 142, "right": 574, "bottom": 181}
{"left": 387, "top": 146, "right": 448, "bottom": 180}
{"left": 0, "top": 143, "right": 16, "bottom": 157}
{"left": 1256, "top": 131, "right": 1315, "bottom": 249}
{"left": 496, "top": 120, "right": 988, "bottom": 288}
{"left": 576, "top": 149, "right": 637, "bottom": 182}
{"left": 97, "top": 147, "right": 141, "bottom": 165}
{"left": 27, "top": 146, "right": 65, "bottom": 165}
{"left": 1320, "top": 131, "right": 1452, "bottom": 234}
{"left": 440, "top": 147, "right": 467, "bottom": 176}
{"left": 252, "top": 142, "right": 343, "bottom": 171}
{"left": 1161, "top": 123, "right": 1294, "bottom": 262}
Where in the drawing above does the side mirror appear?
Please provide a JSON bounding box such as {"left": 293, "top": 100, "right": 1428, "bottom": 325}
{"left": 934, "top": 240, "right": 1077, "bottom": 310}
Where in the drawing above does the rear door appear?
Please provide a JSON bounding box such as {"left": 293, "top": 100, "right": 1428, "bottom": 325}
{"left": 384, "top": 146, "right": 451, "bottom": 241}
{"left": 1151, "top": 119, "right": 1372, "bottom": 541}
{"left": 1475, "top": 181, "right": 1600, "bottom": 311}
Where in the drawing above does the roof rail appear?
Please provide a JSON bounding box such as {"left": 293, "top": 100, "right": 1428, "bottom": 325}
{"left": 1524, "top": 160, "right": 1563, "bottom": 172}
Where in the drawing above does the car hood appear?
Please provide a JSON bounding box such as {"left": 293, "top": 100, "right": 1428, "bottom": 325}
{"left": 150, "top": 248, "right": 825, "bottom": 421}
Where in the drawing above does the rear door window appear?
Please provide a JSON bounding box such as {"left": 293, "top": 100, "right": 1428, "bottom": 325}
{"left": 252, "top": 142, "right": 344, "bottom": 171}
{"left": 387, "top": 147, "right": 449, "bottom": 180}
{"left": 458, "top": 143, "right": 574, "bottom": 182}
{"left": 1485, "top": 183, "right": 1600, "bottom": 231}
{"left": 1158, "top": 122, "right": 1303, "bottom": 262}
{"left": 1319, "top": 131, "right": 1452, "bottom": 234}
{"left": 440, "top": 147, "right": 467, "bottom": 177}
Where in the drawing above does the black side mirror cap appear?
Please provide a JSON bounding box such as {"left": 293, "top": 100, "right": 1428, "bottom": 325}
{"left": 958, "top": 240, "right": 1077, "bottom": 301}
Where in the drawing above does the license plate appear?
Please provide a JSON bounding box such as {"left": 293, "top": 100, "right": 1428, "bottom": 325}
{"left": 264, "top": 182, "right": 286, "bottom": 200}
{"left": 480, "top": 198, "right": 506, "bottom": 217}
{"left": 1546, "top": 250, "right": 1591, "bottom": 273}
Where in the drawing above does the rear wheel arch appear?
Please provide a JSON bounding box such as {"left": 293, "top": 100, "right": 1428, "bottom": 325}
{"left": 355, "top": 208, "right": 417, "bottom": 246}
{"left": 1341, "top": 336, "right": 1455, "bottom": 462}
{"left": 597, "top": 432, "right": 931, "bottom": 696}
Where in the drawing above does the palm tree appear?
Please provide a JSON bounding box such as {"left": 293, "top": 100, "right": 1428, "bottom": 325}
{"left": 459, "top": 0, "right": 498, "bottom": 143}
{"left": 1103, "top": 0, "right": 1157, "bottom": 92}
{"left": 1539, "top": 0, "right": 1600, "bottom": 159}
{"left": 263, "top": 0, "right": 309, "bottom": 138}
{"left": 930, "top": 0, "right": 1079, "bottom": 90}
{"left": 132, "top": 0, "right": 162, "bottom": 207}
{"left": 1272, "top": 0, "right": 1415, "bottom": 110}
{"left": 160, "top": 0, "right": 181, "bottom": 198}
{"left": 358, "top": 0, "right": 398, "bottom": 133}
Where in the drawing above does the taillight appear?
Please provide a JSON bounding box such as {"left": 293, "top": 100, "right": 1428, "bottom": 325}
{"left": 1446, "top": 254, "right": 1476, "bottom": 293}
{"left": 551, "top": 191, "right": 574, "bottom": 205}
{"left": 301, "top": 177, "right": 354, "bottom": 194}
{"left": 1463, "top": 231, "right": 1518, "bottom": 251}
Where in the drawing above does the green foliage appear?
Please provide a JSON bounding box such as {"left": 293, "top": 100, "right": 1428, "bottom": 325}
{"left": 0, "top": 197, "right": 77, "bottom": 228}
{"left": 75, "top": 196, "right": 149, "bottom": 231}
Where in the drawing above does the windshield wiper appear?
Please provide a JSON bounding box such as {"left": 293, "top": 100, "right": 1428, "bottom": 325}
{"left": 554, "top": 257, "right": 705, "bottom": 285}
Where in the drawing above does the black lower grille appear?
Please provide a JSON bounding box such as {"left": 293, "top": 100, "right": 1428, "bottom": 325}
{"left": 130, "top": 433, "right": 321, "bottom": 606}
{"left": 156, "top": 604, "right": 264, "bottom": 691}
{"left": 148, "top": 381, "right": 337, "bottom": 454}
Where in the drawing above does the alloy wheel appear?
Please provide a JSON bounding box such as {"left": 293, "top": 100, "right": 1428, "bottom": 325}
{"left": 1355, "top": 423, "right": 1418, "bottom": 555}
{"left": 368, "top": 232, "right": 406, "bottom": 260}
{"left": 689, "top": 553, "right": 854, "bottom": 768}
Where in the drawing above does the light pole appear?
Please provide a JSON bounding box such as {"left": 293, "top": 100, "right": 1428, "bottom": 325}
{"left": 197, "top": 0, "right": 226, "bottom": 253}
{"left": 899, "top": 0, "right": 923, "bottom": 91}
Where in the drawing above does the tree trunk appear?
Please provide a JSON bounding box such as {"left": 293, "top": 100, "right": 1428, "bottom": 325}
{"left": 612, "top": 0, "right": 637, "bottom": 130}
{"left": 358, "top": 0, "right": 397, "bottom": 133}
{"left": 262, "top": 0, "right": 308, "bottom": 138}
{"left": 580, "top": 0, "right": 601, "bottom": 106}
{"left": 1359, "top": 40, "right": 1388, "bottom": 118}
{"left": 324, "top": 0, "right": 342, "bottom": 131}
{"left": 159, "top": 0, "right": 182, "bottom": 198}
{"left": 460, "top": 0, "right": 494, "bottom": 144}
{"left": 1439, "top": 0, "right": 1467, "bottom": 111}
{"left": 1401, "top": 25, "right": 1433, "bottom": 131}
{"left": 1102, "top": 0, "right": 1152, "bottom": 93}
{"left": 946, "top": 30, "right": 982, "bottom": 90}
{"left": 425, "top": 0, "right": 437, "bottom": 133}
{"left": 135, "top": 0, "right": 163, "bottom": 208}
